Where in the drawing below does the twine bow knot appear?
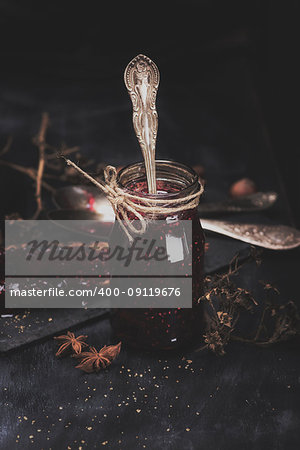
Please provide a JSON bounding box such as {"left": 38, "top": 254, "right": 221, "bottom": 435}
{"left": 103, "top": 165, "right": 147, "bottom": 240}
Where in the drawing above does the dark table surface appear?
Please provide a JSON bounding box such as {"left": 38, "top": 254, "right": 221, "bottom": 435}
{"left": 1, "top": 50, "right": 300, "bottom": 450}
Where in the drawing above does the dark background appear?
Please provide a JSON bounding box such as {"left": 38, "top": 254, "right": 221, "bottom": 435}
{"left": 0, "top": 2, "right": 300, "bottom": 449}
{"left": 0, "top": 0, "right": 299, "bottom": 223}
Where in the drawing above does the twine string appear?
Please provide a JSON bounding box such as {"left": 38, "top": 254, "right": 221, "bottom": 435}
{"left": 62, "top": 157, "right": 204, "bottom": 242}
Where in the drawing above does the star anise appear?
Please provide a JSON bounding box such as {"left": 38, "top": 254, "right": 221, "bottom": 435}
{"left": 54, "top": 331, "right": 88, "bottom": 357}
{"left": 73, "top": 342, "right": 122, "bottom": 373}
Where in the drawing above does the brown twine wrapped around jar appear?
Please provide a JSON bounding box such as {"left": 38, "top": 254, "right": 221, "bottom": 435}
{"left": 62, "top": 157, "right": 204, "bottom": 242}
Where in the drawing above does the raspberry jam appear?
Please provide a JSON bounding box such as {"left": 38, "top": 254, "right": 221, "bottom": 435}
{"left": 110, "top": 160, "right": 205, "bottom": 350}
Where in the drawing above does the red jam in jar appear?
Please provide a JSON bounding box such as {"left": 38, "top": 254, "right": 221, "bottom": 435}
{"left": 110, "top": 160, "right": 205, "bottom": 350}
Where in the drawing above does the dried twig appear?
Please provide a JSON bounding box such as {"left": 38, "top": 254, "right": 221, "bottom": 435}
{"left": 32, "top": 113, "right": 50, "bottom": 219}
{"left": 46, "top": 144, "right": 80, "bottom": 160}
{"left": 0, "top": 114, "right": 88, "bottom": 218}
{"left": 0, "top": 160, "right": 55, "bottom": 193}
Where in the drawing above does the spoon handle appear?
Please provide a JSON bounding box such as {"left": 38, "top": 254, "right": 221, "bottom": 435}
{"left": 124, "top": 54, "right": 159, "bottom": 194}
{"left": 201, "top": 218, "right": 300, "bottom": 250}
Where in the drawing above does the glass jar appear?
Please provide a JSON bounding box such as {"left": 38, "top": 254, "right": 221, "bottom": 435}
{"left": 110, "top": 160, "right": 205, "bottom": 350}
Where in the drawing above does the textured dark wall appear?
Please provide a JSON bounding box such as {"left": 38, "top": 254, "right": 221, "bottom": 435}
{"left": 0, "top": 1, "right": 263, "bottom": 82}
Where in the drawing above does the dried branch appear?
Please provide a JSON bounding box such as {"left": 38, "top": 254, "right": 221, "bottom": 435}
{"left": 32, "top": 112, "right": 50, "bottom": 219}
{"left": 0, "top": 114, "right": 91, "bottom": 218}
{"left": 0, "top": 160, "right": 55, "bottom": 193}
{"left": 197, "top": 247, "right": 300, "bottom": 355}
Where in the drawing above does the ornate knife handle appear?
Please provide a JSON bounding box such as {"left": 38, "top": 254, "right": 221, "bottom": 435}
{"left": 124, "top": 54, "right": 160, "bottom": 194}
{"left": 201, "top": 219, "right": 300, "bottom": 250}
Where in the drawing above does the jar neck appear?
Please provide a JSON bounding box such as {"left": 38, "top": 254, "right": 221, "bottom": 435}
{"left": 117, "top": 160, "right": 200, "bottom": 200}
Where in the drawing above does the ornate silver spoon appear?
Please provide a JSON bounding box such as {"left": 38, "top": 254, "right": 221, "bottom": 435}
{"left": 201, "top": 219, "right": 300, "bottom": 250}
{"left": 124, "top": 54, "right": 159, "bottom": 194}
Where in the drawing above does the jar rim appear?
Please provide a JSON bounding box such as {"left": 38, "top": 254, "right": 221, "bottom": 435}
{"left": 117, "top": 159, "right": 199, "bottom": 199}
